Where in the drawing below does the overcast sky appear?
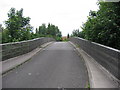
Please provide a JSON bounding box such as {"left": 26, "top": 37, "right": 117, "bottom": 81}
{"left": 0, "top": 0, "right": 99, "bottom": 36}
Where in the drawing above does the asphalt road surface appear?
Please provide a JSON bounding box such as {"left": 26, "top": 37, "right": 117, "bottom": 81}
{"left": 3, "top": 42, "right": 88, "bottom": 88}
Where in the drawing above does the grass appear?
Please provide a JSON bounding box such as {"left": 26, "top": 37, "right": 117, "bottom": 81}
{"left": 62, "top": 39, "right": 69, "bottom": 42}
{"left": 85, "top": 82, "right": 90, "bottom": 89}
{"left": 87, "top": 83, "right": 90, "bottom": 88}
{"left": 75, "top": 44, "right": 80, "bottom": 48}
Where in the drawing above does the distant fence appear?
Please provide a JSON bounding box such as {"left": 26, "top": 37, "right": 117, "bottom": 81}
{"left": 70, "top": 37, "right": 120, "bottom": 80}
{"left": 0, "top": 37, "right": 55, "bottom": 61}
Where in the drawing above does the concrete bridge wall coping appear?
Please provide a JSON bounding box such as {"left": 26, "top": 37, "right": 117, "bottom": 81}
{"left": 1, "top": 37, "right": 55, "bottom": 61}
{"left": 70, "top": 37, "right": 120, "bottom": 82}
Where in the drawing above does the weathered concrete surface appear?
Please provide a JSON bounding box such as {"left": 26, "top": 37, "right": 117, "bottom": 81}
{"left": 70, "top": 42, "right": 119, "bottom": 88}
{"left": 2, "top": 42, "right": 88, "bottom": 88}
{"left": 70, "top": 37, "right": 120, "bottom": 81}
{"left": 1, "top": 37, "right": 54, "bottom": 61}
{"left": 1, "top": 42, "right": 53, "bottom": 75}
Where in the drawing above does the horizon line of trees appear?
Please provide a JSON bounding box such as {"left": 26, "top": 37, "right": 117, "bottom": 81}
{"left": 34, "top": 23, "right": 62, "bottom": 41}
{"left": 71, "top": 2, "right": 120, "bottom": 50}
{"left": 1, "top": 8, "right": 62, "bottom": 44}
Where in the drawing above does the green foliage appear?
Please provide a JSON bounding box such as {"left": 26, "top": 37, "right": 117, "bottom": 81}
{"left": 2, "top": 8, "right": 33, "bottom": 43}
{"left": 38, "top": 24, "right": 47, "bottom": 36}
{"left": 2, "top": 29, "right": 11, "bottom": 43}
{"left": 62, "top": 39, "right": 69, "bottom": 42}
{"left": 2, "top": 8, "right": 62, "bottom": 43}
{"left": 55, "top": 37, "right": 62, "bottom": 41}
{"left": 87, "top": 83, "right": 90, "bottom": 88}
{"left": 35, "top": 23, "right": 62, "bottom": 41}
{"left": 0, "top": 24, "right": 3, "bottom": 43}
{"left": 72, "top": 2, "right": 120, "bottom": 50}
{"left": 71, "top": 29, "right": 85, "bottom": 38}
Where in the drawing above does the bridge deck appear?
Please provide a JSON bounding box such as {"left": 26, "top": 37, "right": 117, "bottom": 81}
{"left": 3, "top": 42, "right": 88, "bottom": 88}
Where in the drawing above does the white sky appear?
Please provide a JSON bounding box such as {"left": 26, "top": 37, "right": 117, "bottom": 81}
{"left": 0, "top": 0, "right": 99, "bottom": 36}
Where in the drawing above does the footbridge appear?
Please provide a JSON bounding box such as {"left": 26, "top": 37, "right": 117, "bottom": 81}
{"left": 0, "top": 37, "right": 120, "bottom": 89}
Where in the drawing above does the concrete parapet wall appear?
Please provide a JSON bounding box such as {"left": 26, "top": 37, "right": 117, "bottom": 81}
{"left": 70, "top": 37, "right": 120, "bottom": 80}
{"left": 1, "top": 37, "right": 55, "bottom": 61}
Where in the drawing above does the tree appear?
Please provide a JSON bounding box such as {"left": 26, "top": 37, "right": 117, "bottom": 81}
{"left": 38, "top": 24, "right": 46, "bottom": 36}
{"left": 0, "top": 24, "right": 3, "bottom": 43}
{"left": 0, "top": 24, "right": 2, "bottom": 32}
{"left": 71, "top": 29, "right": 80, "bottom": 37}
{"left": 80, "top": 2, "right": 120, "bottom": 50}
{"left": 67, "top": 33, "right": 69, "bottom": 38}
{"left": 2, "top": 8, "right": 62, "bottom": 43}
{"left": 35, "top": 23, "right": 62, "bottom": 41}
{"left": 5, "top": 8, "right": 32, "bottom": 42}
{"left": 20, "top": 24, "right": 33, "bottom": 40}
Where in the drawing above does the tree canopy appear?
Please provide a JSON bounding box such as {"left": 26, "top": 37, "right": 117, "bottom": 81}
{"left": 72, "top": 2, "right": 120, "bottom": 50}
{"left": 35, "top": 23, "right": 62, "bottom": 41}
{"left": 2, "top": 8, "right": 62, "bottom": 43}
{"left": 2, "top": 8, "right": 33, "bottom": 43}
